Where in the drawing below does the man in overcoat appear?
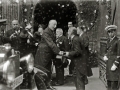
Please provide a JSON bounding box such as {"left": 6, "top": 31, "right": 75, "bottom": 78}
{"left": 77, "top": 26, "right": 93, "bottom": 84}
{"left": 35, "top": 20, "right": 63, "bottom": 89}
{"left": 103, "top": 25, "right": 120, "bottom": 90}
{"left": 64, "top": 27, "right": 87, "bottom": 90}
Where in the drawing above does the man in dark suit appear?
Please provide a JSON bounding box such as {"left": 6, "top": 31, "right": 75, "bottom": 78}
{"left": 103, "top": 25, "right": 120, "bottom": 90}
{"left": 77, "top": 26, "right": 93, "bottom": 84}
{"left": 64, "top": 27, "right": 87, "bottom": 90}
{"left": 35, "top": 20, "right": 63, "bottom": 89}
{"left": 54, "top": 28, "right": 69, "bottom": 85}
{"left": 68, "top": 22, "right": 74, "bottom": 76}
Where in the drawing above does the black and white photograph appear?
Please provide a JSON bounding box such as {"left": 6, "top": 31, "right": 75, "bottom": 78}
{"left": 0, "top": 0, "right": 120, "bottom": 90}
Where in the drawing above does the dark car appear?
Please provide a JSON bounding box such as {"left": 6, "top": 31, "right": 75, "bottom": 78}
{"left": 0, "top": 44, "right": 49, "bottom": 90}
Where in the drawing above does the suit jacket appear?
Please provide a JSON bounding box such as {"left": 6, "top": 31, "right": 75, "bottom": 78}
{"left": 79, "top": 32, "right": 93, "bottom": 76}
{"left": 106, "top": 36, "right": 120, "bottom": 81}
{"left": 56, "top": 35, "right": 69, "bottom": 51}
{"left": 69, "top": 35, "right": 87, "bottom": 75}
{"left": 35, "top": 27, "right": 60, "bottom": 67}
{"left": 55, "top": 35, "right": 69, "bottom": 66}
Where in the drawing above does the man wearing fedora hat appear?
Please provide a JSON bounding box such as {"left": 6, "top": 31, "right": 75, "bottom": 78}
{"left": 103, "top": 25, "right": 120, "bottom": 90}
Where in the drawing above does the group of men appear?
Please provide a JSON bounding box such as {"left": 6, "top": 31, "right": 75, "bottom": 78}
{"left": 0, "top": 18, "right": 119, "bottom": 90}
{"left": 34, "top": 19, "right": 93, "bottom": 90}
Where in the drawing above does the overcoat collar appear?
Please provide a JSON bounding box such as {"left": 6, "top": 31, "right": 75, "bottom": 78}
{"left": 107, "top": 36, "right": 118, "bottom": 50}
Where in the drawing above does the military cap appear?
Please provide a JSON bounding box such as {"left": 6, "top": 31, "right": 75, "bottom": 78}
{"left": 105, "top": 25, "right": 117, "bottom": 32}
{"left": 0, "top": 19, "right": 7, "bottom": 25}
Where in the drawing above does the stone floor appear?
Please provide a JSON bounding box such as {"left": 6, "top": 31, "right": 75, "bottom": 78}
{"left": 53, "top": 67, "right": 106, "bottom": 90}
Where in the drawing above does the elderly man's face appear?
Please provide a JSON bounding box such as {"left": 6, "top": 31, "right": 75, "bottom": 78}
{"left": 56, "top": 29, "right": 62, "bottom": 38}
{"left": 38, "top": 27, "right": 43, "bottom": 35}
{"left": 77, "top": 27, "right": 81, "bottom": 35}
{"left": 49, "top": 21, "right": 57, "bottom": 30}
{"left": 12, "top": 20, "right": 19, "bottom": 29}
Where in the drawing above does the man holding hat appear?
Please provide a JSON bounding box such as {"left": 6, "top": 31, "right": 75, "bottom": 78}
{"left": 103, "top": 25, "right": 120, "bottom": 90}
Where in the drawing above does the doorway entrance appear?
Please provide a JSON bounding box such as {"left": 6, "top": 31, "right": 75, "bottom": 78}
{"left": 33, "top": 0, "right": 77, "bottom": 34}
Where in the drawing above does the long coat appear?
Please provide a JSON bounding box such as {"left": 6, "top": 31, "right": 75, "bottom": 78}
{"left": 69, "top": 36, "right": 87, "bottom": 76}
{"left": 106, "top": 36, "right": 120, "bottom": 81}
{"left": 79, "top": 32, "right": 93, "bottom": 77}
{"left": 35, "top": 27, "right": 60, "bottom": 69}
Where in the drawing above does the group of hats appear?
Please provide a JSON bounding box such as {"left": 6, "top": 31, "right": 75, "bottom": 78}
{"left": 105, "top": 25, "right": 117, "bottom": 32}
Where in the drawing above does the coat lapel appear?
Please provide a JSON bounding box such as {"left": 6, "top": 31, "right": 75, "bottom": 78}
{"left": 107, "top": 36, "right": 118, "bottom": 50}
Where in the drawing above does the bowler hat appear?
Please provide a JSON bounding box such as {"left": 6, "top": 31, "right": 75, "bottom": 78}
{"left": 105, "top": 25, "right": 117, "bottom": 32}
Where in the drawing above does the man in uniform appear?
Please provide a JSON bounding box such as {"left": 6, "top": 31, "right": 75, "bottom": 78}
{"left": 64, "top": 27, "right": 86, "bottom": 90}
{"left": 35, "top": 20, "right": 63, "bottom": 89}
{"left": 54, "top": 28, "right": 69, "bottom": 85}
{"left": 103, "top": 25, "right": 120, "bottom": 90}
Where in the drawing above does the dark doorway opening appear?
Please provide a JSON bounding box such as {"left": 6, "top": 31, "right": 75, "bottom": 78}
{"left": 33, "top": 0, "right": 77, "bottom": 35}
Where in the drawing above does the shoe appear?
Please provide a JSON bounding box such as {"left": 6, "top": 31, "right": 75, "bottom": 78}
{"left": 54, "top": 82, "right": 64, "bottom": 86}
{"left": 85, "top": 79, "right": 88, "bottom": 85}
{"left": 68, "top": 74, "right": 73, "bottom": 77}
{"left": 47, "top": 86, "right": 57, "bottom": 90}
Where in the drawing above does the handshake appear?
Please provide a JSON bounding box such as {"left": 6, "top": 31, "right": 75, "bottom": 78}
{"left": 59, "top": 51, "right": 69, "bottom": 57}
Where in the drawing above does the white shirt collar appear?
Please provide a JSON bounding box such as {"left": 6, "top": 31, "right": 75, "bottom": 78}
{"left": 110, "top": 36, "right": 115, "bottom": 42}
{"left": 71, "top": 35, "right": 75, "bottom": 40}
{"left": 79, "top": 32, "right": 83, "bottom": 37}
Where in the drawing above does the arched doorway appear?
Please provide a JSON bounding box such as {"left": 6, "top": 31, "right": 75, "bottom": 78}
{"left": 33, "top": 0, "right": 77, "bottom": 35}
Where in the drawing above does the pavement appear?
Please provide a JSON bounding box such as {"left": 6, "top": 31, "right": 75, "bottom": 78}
{"left": 53, "top": 67, "right": 106, "bottom": 90}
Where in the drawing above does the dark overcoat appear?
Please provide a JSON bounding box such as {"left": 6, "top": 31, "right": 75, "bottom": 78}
{"left": 35, "top": 27, "right": 60, "bottom": 69}
{"left": 106, "top": 36, "right": 120, "bottom": 81}
{"left": 69, "top": 36, "right": 87, "bottom": 76}
{"left": 79, "top": 32, "right": 93, "bottom": 77}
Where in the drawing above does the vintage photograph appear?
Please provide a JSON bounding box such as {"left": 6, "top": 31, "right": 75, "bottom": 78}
{"left": 0, "top": 0, "right": 119, "bottom": 90}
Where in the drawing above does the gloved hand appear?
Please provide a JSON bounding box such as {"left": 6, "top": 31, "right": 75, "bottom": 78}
{"left": 59, "top": 51, "right": 64, "bottom": 55}
{"left": 111, "top": 64, "right": 117, "bottom": 71}
{"left": 67, "top": 59, "right": 71, "bottom": 65}
{"left": 64, "top": 52, "right": 69, "bottom": 57}
{"left": 103, "top": 55, "right": 108, "bottom": 61}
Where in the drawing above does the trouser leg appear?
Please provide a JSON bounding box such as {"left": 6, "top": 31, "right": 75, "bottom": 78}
{"left": 73, "top": 68, "right": 85, "bottom": 90}
{"left": 69, "top": 60, "right": 74, "bottom": 75}
{"left": 107, "top": 80, "right": 119, "bottom": 90}
{"left": 55, "top": 65, "right": 64, "bottom": 84}
{"left": 45, "top": 61, "right": 52, "bottom": 87}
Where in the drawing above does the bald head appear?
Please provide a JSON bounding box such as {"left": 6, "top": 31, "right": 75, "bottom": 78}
{"left": 12, "top": 20, "right": 19, "bottom": 29}
{"left": 48, "top": 20, "right": 57, "bottom": 30}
